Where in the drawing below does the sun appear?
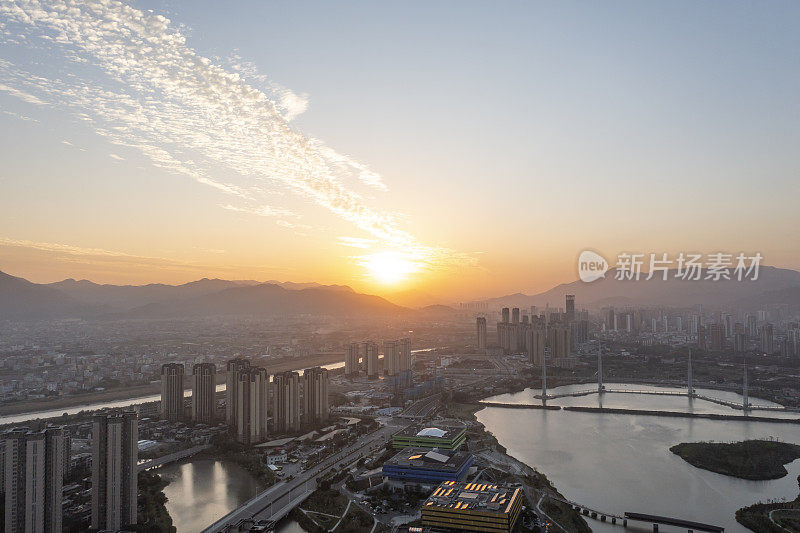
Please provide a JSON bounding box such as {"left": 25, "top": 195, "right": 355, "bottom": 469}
{"left": 361, "top": 251, "right": 419, "bottom": 285}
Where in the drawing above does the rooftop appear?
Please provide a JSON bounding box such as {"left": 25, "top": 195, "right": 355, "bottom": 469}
{"left": 385, "top": 447, "right": 473, "bottom": 472}
{"left": 395, "top": 422, "right": 465, "bottom": 441}
{"left": 423, "top": 481, "right": 522, "bottom": 514}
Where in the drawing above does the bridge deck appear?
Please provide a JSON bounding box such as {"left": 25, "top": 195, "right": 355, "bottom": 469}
{"left": 625, "top": 512, "right": 724, "bottom": 532}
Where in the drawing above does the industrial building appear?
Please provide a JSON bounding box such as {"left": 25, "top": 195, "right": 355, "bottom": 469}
{"left": 392, "top": 424, "right": 466, "bottom": 450}
{"left": 422, "top": 481, "right": 522, "bottom": 533}
{"left": 382, "top": 447, "right": 473, "bottom": 489}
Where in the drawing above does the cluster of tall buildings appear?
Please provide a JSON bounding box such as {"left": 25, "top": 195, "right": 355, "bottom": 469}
{"left": 160, "top": 362, "right": 217, "bottom": 423}
{"left": 491, "top": 295, "right": 584, "bottom": 365}
{"left": 3, "top": 411, "right": 138, "bottom": 532}
{"left": 160, "top": 359, "right": 330, "bottom": 444}
{"left": 345, "top": 338, "right": 411, "bottom": 379}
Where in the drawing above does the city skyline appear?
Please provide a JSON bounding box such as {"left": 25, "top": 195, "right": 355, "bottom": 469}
{"left": 1, "top": 0, "right": 799, "bottom": 301}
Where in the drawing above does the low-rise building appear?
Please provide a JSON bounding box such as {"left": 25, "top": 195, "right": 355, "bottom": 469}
{"left": 392, "top": 423, "right": 466, "bottom": 450}
{"left": 382, "top": 447, "right": 473, "bottom": 490}
{"left": 421, "top": 481, "right": 522, "bottom": 533}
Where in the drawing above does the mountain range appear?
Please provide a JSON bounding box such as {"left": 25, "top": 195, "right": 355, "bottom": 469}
{"left": 2, "top": 265, "right": 799, "bottom": 321}
{"left": 480, "top": 266, "right": 800, "bottom": 311}
{"left": 0, "top": 271, "right": 402, "bottom": 320}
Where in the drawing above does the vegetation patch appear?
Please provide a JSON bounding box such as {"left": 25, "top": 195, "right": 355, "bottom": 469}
{"left": 737, "top": 475, "right": 800, "bottom": 532}
{"left": 134, "top": 471, "right": 176, "bottom": 533}
{"left": 671, "top": 440, "right": 800, "bottom": 480}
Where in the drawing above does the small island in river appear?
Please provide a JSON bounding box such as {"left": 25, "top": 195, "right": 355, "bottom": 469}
{"left": 670, "top": 440, "right": 800, "bottom": 480}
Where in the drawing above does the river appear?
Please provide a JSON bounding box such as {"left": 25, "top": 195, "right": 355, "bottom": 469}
{"left": 158, "top": 459, "right": 267, "bottom": 532}
{"left": 0, "top": 361, "right": 345, "bottom": 426}
{"left": 157, "top": 458, "right": 311, "bottom": 532}
{"left": 478, "top": 383, "right": 800, "bottom": 533}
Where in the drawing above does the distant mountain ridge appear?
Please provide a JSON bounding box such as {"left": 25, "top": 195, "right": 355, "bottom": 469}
{"left": 482, "top": 266, "right": 800, "bottom": 310}
{"left": 0, "top": 271, "right": 400, "bottom": 320}
{"left": 3, "top": 264, "right": 800, "bottom": 321}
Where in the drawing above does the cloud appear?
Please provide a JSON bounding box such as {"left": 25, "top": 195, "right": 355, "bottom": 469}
{"left": 108, "top": 153, "right": 124, "bottom": 160}
{"left": 0, "top": 236, "right": 284, "bottom": 277}
{"left": 0, "top": 0, "right": 474, "bottom": 273}
{"left": 0, "top": 82, "right": 45, "bottom": 105}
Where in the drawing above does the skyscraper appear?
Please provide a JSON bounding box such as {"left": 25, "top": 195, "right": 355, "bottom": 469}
{"left": 709, "top": 323, "right": 725, "bottom": 351}
{"left": 384, "top": 340, "right": 399, "bottom": 375}
{"left": 191, "top": 363, "right": 216, "bottom": 424}
{"left": 226, "top": 358, "right": 251, "bottom": 427}
{"left": 565, "top": 295, "right": 575, "bottom": 323}
{"left": 345, "top": 342, "right": 360, "bottom": 375}
{"left": 236, "top": 367, "right": 269, "bottom": 445}
{"left": 760, "top": 323, "right": 775, "bottom": 354}
{"left": 501, "top": 307, "right": 510, "bottom": 323}
{"left": 476, "top": 317, "right": 487, "bottom": 351}
{"left": 92, "top": 411, "right": 138, "bottom": 531}
{"left": 273, "top": 371, "right": 300, "bottom": 434}
{"left": 399, "top": 337, "right": 412, "bottom": 371}
{"left": 526, "top": 327, "right": 546, "bottom": 366}
{"left": 4, "top": 427, "right": 65, "bottom": 533}
{"left": 512, "top": 307, "right": 520, "bottom": 324}
{"left": 548, "top": 326, "right": 571, "bottom": 359}
{"left": 303, "top": 367, "right": 330, "bottom": 427}
{"left": 364, "top": 342, "right": 379, "bottom": 379}
{"left": 160, "top": 363, "right": 185, "bottom": 421}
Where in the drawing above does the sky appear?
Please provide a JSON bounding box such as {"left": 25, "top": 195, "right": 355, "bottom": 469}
{"left": 1, "top": 0, "right": 799, "bottom": 303}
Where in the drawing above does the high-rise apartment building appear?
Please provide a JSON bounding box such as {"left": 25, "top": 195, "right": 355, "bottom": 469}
{"left": 236, "top": 367, "right": 269, "bottom": 445}
{"left": 760, "top": 323, "right": 775, "bottom": 354}
{"left": 4, "top": 427, "right": 65, "bottom": 533}
{"left": 273, "top": 371, "right": 300, "bottom": 434}
{"left": 92, "top": 411, "right": 138, "bottom": 531}
{"left": 384, "top": 340, "right": 399, "bottom": 376}
{"left": 160, "top": 363, "right": 185, "bottom": 421}
{"left": 709, "top": 323, "right": 725, "bottom": 351}
{"left": 345, "top": 342, "right": 360, "bottom": 375}
{"left": 565, "top": 295, "right": 575, "bottom": 323}
{"left": 400, "top": 338, "right": 412, "bottom": 371}
{"left": 364, "top": 342, "right": 379, "bottom": 379}
{"left": 226, "top": 358, "right": 251, "bottom": 427}
{"left": 512, "top": 307, "right": 520, "bottom": 324}
{"left": 501, "top": 307, "right": 510, "bottom": 323}
{"left": 548, "top": 326, "right": 571, "bottom": 358}
{"left": 191, "top": 363, "right": 216, "bottom": 424}
{"left": 476, "top": 317, "right": 487, "bottom": 351}
{"left": 302, "top": 367, "right": 329, "bottom": 427}
{"left": 526, "top": 327, "right": 546, "bottom": 366}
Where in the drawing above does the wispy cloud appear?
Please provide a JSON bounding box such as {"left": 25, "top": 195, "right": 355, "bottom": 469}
{"left": 0, "top": 0, "right": 472, "bottom": 273}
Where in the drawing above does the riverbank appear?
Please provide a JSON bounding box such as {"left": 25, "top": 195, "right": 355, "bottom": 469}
{"left": 135, "top": 470, "right": 177, "bottom": 532}
{"left": 737, "top": 475, "right": 800, "bottom": 532}
{"left": 0, "top": 352, "right": 344, "bottom": 418}
{"left": 443, "top": 398, "right": 591, "bottom": 533}
{"left": 671, "top": 440, "right": 800, "bottom": 480}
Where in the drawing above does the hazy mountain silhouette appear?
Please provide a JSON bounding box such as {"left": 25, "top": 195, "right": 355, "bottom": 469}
{"left": 0, "top": 270, "right": 401, "bottom": 320}
{"left": 127, "top": 282, "right": 402, "bottom": 318}
{"left": 48, "top": 277, "right": 264, "bottom": 311}
{"left": 0, "top": 271, "right": 89, "bottom": 319}
{"left": 4, "top": 264, "right": 800, "bottom": 321}
{"left": 484, "top": 266, "right": 800, "bottom": 310}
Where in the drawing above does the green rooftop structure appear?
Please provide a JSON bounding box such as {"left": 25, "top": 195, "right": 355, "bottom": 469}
{"left": 392, "top": 423, "right": 466, "bottom": 450}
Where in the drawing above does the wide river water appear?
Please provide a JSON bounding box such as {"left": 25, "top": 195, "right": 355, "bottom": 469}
{"left": 478, "top": 383, "right": 800, "bottom": 533}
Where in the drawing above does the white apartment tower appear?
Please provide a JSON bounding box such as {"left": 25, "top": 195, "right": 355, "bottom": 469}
{"left": 91, "top": 411, "right": 138, "bottom": 531}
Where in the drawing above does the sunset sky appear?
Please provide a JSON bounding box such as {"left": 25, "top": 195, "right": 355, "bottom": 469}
{"left": 1, "top": 1, "right": 799, "bottom": 303}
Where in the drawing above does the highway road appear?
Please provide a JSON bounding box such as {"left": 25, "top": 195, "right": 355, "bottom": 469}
{"left": 202, "top": 419, "right": 409, "bottom": 532}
